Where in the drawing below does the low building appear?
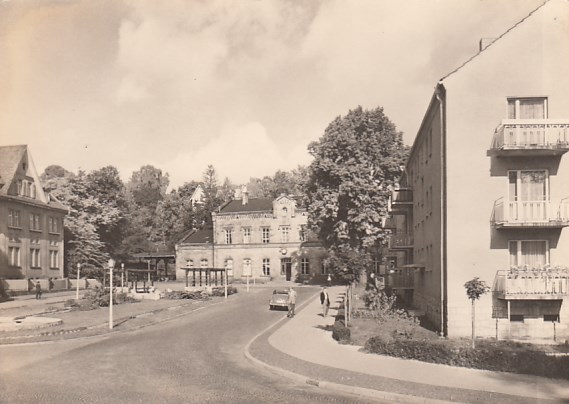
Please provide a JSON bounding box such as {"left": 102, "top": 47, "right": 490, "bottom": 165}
{"left": 0, "top": 145, "right": 67, "bottom": 279}
{"left": 175, "top": 192, "right": 327, "bottom": 284}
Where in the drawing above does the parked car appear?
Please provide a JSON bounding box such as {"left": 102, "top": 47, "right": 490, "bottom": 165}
{"left": 269, "top": 289, "right": 289, "bottom": 310}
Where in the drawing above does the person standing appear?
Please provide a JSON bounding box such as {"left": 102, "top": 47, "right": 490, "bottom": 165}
{"left": 35, "top": 281, "right": 42, "bottom": 300}
{"left": 320, "top": 287, "right": 330, "bottom": 317}
{"left": 287, "top": 287, "right": 297, "bottom": 318}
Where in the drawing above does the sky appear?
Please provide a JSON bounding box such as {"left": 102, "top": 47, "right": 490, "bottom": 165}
{"left": 0, "top": 0, "right": 546, "bottom": 189}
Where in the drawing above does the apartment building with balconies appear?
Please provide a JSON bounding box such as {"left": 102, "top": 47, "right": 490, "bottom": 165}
{"left": 384, "top": 0, "right": 569, "bottom": 341}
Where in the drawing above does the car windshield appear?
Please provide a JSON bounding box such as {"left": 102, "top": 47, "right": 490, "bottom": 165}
{"left": 273, "top": 290, "right": 289, "bottom": 295}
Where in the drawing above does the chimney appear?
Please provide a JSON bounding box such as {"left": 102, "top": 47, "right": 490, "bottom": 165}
{"left": 479, "top": 38, "right": 496, "bottom": 52}
{"left": 241, "top": 185, "right": 248, "bottom": 205}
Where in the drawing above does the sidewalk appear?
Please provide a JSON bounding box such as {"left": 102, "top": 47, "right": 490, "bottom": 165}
{"left": 0, "top": 287, "right": 218, "bottom": 344}
{"left": 247, "top": 286, "right": 569, "bottom": 403}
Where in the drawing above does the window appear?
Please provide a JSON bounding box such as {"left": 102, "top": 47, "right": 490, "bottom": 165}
{"left": 31, "top": 248, "right": 41, "bottom": 268}
{"left": 281, "top": 207, "right": 288, "bottom": 217}
{"left": 8, "top": 209, "right": 21, "bottom": 227}
{"left": 243, "top": 258, "right": 252, "bottom": 276}
{"left": 299, "top": 225, "right": 306, "bottom": 242}
{"left": 510, "top": 314, "right": 524, "bottom": 322}
{"left": 8, "top": 247, "right": 20, "bottom": 267}
{"left": 224, "top": 258, "right": 233, "bottom": 277}
{"left": 17, "top": 180, "right": 22, "bottom": 195}
{"left": 262, "top": 258, "right": 270, "bottom": 276}
{"left": 49, "top": 250, "right": 59, "bottom": 269}
{"left": 242, "top": 228, "right": 251, "bottom": 244}
{"left": 48, "top": 217, "right": 59, "bottom": 233}
{"left": 508, "top": 170, "right": 548, "bottom": 221}
{"left": 509, "top": 240, "right": 548, "bottom": 267}
{"left": 300, "top": 258, "right": 310, "bottom": 275}
{"left": 29, "top": 213, "right": 41, "bottom": 231}
{"left": 280, "top": 226, "right": 290, "bottom": 243}
{"left": 261, "top": 227, "right": 270, "bottom": 244}
{"left": 544, "top": 314, "right": 560, "bottom": 322}
{"left": 321, "top": 261, "right": 328, "bottom": 275}
{"left": 224, "top": 228, "right": 233, "bottom": 244}
{"left": 507, "top": 97, "right": 547, "bottom": 119}
{"left": 186, "top": 259, "right": 194, "bottom": 268}
{"left": 31, "top": 183, "right": 36, "bottom": 199}
{"left": 200, "top": 258, "right": 208, "bottom": 268}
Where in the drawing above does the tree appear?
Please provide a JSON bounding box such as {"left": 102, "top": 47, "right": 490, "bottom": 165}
{"left": 42, "top": 169, "right": 116, "bottom": 278}
{"left": 464, "top": 277, "right": 490, "bottom": 348}
{"left": 201, "top": 165, "right": 224, "bottom": 220}
{"left": 304, "top": 106, "right": 409, "bottom": 280}
{"left": 126, "top": 165, "right": 169, "bottom": 212}
{"left": 85, "top": 166, "right": 128, "bottom": 257}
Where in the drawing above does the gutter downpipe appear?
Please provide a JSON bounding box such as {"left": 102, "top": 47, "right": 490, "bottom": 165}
{"left": 436, "top": 83, "right": 448, "bottom": 337}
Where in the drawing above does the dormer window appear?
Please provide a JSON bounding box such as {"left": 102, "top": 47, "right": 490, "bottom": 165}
{"left": 22, "top": 162, "right": 27, "bottom": 171}
{"left": 507, "top": 97, "right": 547, "bottom": 119}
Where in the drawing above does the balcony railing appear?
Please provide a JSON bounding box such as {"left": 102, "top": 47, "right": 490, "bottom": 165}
{"left": 491, "top": 197, "right": 569, "bottom": 228}
{"left": 493, "top": 267, "right": 569, "bottom": 300}
{"left": 489, "top": 119, "right": 569, "bottom": 156}
{"left": 388, "top": 233, "right": 413, "bottom": 249}
{"left": 388, "top": 188, "right": 413, "bottom": 213}
{"left": 386, "top": 271, "right": 414, "bottom": 289}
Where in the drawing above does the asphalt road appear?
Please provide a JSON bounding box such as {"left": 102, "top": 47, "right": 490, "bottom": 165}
{"left": 0, "top": 287, "right": 380, "bottom": 404}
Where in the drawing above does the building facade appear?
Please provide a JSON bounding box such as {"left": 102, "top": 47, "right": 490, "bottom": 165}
{"left": 175, "top": 193, "right": 327, "bottom": 284}
{"left": 385, "top": 0, "right": 569, "bottom": 341}
{"left": 0, "top": 145, "right": 67, "bottom": 279}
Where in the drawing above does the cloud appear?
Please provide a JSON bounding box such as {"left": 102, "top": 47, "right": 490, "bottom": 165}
{"left": 164, "top": 122, "right": 311, "bottom": 187}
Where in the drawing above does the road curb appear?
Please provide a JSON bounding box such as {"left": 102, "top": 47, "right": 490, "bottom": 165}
{"left": 243, "top": 293, "right": 457, "bottom": 404}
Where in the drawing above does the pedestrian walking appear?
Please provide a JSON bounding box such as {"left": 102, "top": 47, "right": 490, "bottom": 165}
{"left": 320, "top": 287, "right": 330, "bottom": 317}
{"left": 35, "top": 281, "right": 42, "bottom": 300}
{"left": 287, "top": 286, "right": 297, "bottom": 318}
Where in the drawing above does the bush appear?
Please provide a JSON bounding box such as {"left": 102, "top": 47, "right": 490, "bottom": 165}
{"left": 211, "top": 286, "right": 238, "bottom": 297}
{"left": 332, "top": 321, "right": 351, "bottom": 343}
{"left": 364, "top": 336, "right": 569, "bottom": 380}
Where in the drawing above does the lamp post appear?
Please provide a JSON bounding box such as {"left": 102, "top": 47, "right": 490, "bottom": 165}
{"left": 108, "top": 258, "right": 115, "bottom": 330}
{"left": 76, "top": 262, "right": 81, "bottom": 300}
{"left": 121, "top": 263, "right": 125, "bottom": 290}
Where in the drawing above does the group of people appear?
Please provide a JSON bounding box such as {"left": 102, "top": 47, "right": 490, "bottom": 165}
{"left": 286, "top": 286, "right": 332, "bottom": 319}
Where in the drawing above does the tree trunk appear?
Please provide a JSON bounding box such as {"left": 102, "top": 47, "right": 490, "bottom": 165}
{"left": 471, "top": 299, "right": 476, "bottom": 349}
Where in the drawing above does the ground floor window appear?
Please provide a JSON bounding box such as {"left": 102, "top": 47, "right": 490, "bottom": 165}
{"left": 262, "top": 258, "right": 270, "bottom": 276}
{"left": 31, "top": 248, "right": 41, "bottom": 268}
{"left": 9, "top": 246, "right": 20, "bottom": 267}
{"left": 321, "top": 261, "right": 328, "bottom": 275}
{"left": 300, "top": 258, "right": 310, "bottom": 275}
{"left": 49, "top": 250, "right": 59, "bottom": 269}
{"left": 224, "top": 258, "right": 233, "bottom": 277}
{"left": 243, "top": 258, "right": 252, "bottom": 276}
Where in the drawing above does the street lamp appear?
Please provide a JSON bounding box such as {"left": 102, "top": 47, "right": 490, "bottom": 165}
{"left": 121, "top": 263, "right": 125, "bottom": 290}
{"left": 76, "top": 262, "right": 81, "bottom": 300}
{"left": 108, "top": 258, "right": 115, "bottom": 330}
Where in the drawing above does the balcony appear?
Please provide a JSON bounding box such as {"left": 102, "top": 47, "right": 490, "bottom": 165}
{"left": 388, "top": 188, "right": 413, "bottom": 214}
{"left": 382, "top": 216, "right": 397, "bottom": 229}
{"left": 488, "top": 119, "right": 569, "bottom": 157}
{"left": 493, "top": 267, "right": 569, "bottom": 300}
{"left": 491, "top": 197, "right": 569, "bottom": 228}
{"left": 388, "top": 232, "right": 414, "bottom": 249}
{"left": 386, "top": 270, "right": 414, "bottom": 290}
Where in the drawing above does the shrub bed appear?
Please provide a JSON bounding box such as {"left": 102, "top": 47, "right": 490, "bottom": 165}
{"left": 364, "top": 336, "right": 569, "bottom": 380}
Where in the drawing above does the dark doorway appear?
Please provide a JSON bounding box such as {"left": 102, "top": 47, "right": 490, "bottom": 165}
{"left": 281, "top": 258, "right": 292, "bottom": 281}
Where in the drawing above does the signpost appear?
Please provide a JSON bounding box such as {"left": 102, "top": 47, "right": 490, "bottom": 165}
{"left": 108, "top": 258, "right": 115, "bottom": 330}
{"left": 76, "top": 262, "right": 81, "bottom": 300}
